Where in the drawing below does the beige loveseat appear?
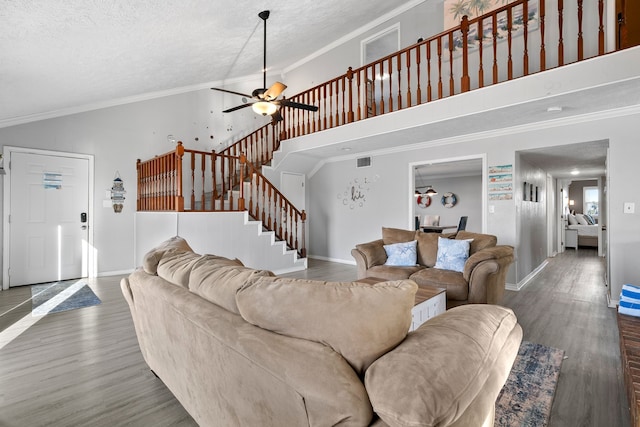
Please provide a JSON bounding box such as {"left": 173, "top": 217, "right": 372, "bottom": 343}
{"left": 351, "top": 228, "right": 514, "bottom": 308}
{"left": 122, "top": 236, "right": 522, "bottom": 427}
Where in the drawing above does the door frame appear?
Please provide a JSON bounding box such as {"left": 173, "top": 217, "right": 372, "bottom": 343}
{"left": 2, "top": 146, "right": 95, "bottom": 290}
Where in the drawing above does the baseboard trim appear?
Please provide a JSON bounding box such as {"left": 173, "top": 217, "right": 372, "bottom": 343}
{"left": 506, "top": 260, "right": 549, "bottom": 291}
{"left": 97, "top": 269, "right": 135, "bottom": 278}
{"left": 308, "top": 254, "right": 356, "bottom": 265}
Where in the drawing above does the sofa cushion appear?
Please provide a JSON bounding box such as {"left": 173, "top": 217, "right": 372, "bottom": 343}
{"left": 143, "top": 236, "right": 194, "bottom": 275}
{"left": 384, "top": 240, "right": 418, "bottom": 266}
{"left": 410, "top": 268, "right": 469, "bottom": 301}
{"left": 189, "top": 258, "right": 273, "bottom": 314}
{"left": 355, "top": 239, "right": 387, "bottom": 267}
{"left": 456, "top": 230, "right": 497, "bottom": 254}
{"left": 382, "top": 227, "right": 417, "bottom": 245}
{"left": 367, "top": 265, "right": 425, "bottom": 280}
{"left": 236, "top": 277, "right": 417, "bottom": 375}
{"left": 434, "top": 237, "right": 470, "bottom": 273}
{"left": 156, "top": 250, "right": 203, "bottom": 288}
{"left": 415, "top": 231, "right": 439, "bottom": 267}
{"left": 365, "top": 305, "right": 521, "bottom": 427}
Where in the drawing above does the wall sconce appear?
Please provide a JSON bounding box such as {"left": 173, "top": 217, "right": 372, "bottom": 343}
{"left": 569, "top": 199, "right": 575, "bottom": 206}
{"left": 111, "top": 172, "right": 126, "bottom": 213}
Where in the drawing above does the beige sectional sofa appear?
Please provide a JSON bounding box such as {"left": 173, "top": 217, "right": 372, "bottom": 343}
{"left": 122, "top": 236, "right": 522, "bottom": 427}
{"left": 351, "top": 228, "right": 515, "bottom": 308}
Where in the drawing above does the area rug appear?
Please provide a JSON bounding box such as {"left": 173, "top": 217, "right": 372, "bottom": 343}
{"left": 31, "top": 280, "right": 101, "bottom": 316}
{"left": 495, "top": 341, "right": 565, "bottom": 427}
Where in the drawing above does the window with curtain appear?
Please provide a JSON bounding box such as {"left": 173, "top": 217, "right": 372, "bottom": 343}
{"left": 584, "top": 186, "right": 599, "bottom": 217}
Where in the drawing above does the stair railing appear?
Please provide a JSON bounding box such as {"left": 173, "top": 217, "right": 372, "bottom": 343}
{"left": 137, "top": 142, "right": 305, "bottom": 257}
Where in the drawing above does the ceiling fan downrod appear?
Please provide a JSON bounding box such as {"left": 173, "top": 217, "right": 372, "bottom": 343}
{"left": 259, "top": 10, "right": 270, "bottom": 91}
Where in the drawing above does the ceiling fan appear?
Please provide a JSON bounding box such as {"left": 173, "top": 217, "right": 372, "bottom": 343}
{"left": 211, "top": 10, "right": 318, "bottom": 122}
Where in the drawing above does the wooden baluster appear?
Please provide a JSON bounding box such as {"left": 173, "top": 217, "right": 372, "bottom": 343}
{"left": 261, "top": 177, "right": 267, "bottom": 224}
{"left": 493, "top": 13, "right": 499, "bottom": 84}
{"left": 322, "top": 85, "right": 328, "bottom": 130}
{"left": 190, "top": 152, "right": 195, "bottom": 210}
{"left": 377, "top": 63, "right": 385, "bottom": 114}
{"left": 478, "top": 17, "right": 484, "bottom": 88}
{"left": 437, "top": 37, "right": 443, "bottom": 99}
{"left": 278, "top": 197, "right": 283, "bottom": 239}
{"left": 159, "top": 156, "right": 164, "bottom": 210}
{"left": 200, "top": 154, "right": 206, "bottom": 211}
{"left": 267, "top": 186, "right": 272, "bottom": 228}
{"left": 397, "top": 53, "right": 403, "bottom": 110}
{"left": 285, "top": 205, "right": 291, "bottom": 248}
{"left": 448, "top": 32, "right": 455, "bottom": 95}
{"left": 306, "top": 92, "right": 312, "bottom": 133}
{"left": 416, "top": 44, "right": 422, "bottom": 105}
{"left": 404, "top": 50, "right": 410, "bottom": 108}
{"left": 523, "top": 0, "right": 529, "bottom": 76}
{"left": 335, "top": 80, "right": 341, "bottom": 127}
{"left": 211, "top": 152, "right": 216, "bottom": 210}
{"left": 221, "top": 154, "right": 227, "bottom": 211}
{"left": 152, "top": 159, "right": 157, "bottom": 210}
{"left": 341, "top": 76, "right": 346, "bottom": 125}
{"left": 426, "top": 41, "right": 432, "bottom": 102}
{"left": 577, "top": 0, "right": 584, "bottom": 61}
{"left": 507, "top": 8, "right": 513, "bottom": 80}
{"left": 136, "top": 159, "right": 141, "bottom": 211}
{"left": 356, "top": 70, "right": 362, "bottom": 121}
{"left": 370, "top": 66, "right": 377, "bottom": 116}
{"left": 294, "top": 214, "right": 299, "bottom": 252}
{"left": 238, "top": 154, "right": 245, "bottom": 211}
{"left": 540, "top": 0, "right": 546, "bottom": 71}
{"left": 558, "top": 0, "right": 564, "bottom": 66}
{"left": 387, "top": 57, "right": 394, "bottom": 112}
{"left": 461, "top": 16, "right": 470, "bottom": 92}
{"left": 598, "top": 0, "right": 604, "bottom": 55}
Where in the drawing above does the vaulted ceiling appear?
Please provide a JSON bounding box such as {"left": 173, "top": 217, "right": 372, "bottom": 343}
{"left": 1, "top": 0, "right": 412, "bottom": 125}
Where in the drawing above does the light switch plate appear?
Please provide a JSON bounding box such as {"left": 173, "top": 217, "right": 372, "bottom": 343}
{"left": 489, "top": 205, "right": 495, "bottom": 213}
{"left": 624, "top": 202, "right": 635, "bottom": 214}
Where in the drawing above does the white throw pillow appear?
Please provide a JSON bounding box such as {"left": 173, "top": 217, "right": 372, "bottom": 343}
{"left": 575, "top": 214, "right": 589, "bottom": 225}
{"left": 568, "top": 214, "right": 578, "bottom": 225}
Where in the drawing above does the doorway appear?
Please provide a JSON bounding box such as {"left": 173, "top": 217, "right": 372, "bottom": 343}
{"left": 617, "top": 0, "right": 640, "bottom": 49}
{"left": 3, "top": 147, "right": 94, "bottom": 289}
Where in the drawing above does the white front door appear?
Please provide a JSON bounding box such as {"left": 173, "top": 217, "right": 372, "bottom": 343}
{"left": 7, "top": 151, "right": 90, "bottom": 287}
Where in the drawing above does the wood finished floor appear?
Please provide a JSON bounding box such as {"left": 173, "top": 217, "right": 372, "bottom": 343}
{"left": 0, "top": 249, "right": 630, "bottom": 426}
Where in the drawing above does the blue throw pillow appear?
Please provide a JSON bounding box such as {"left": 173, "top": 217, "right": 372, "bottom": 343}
{"left": 384, "top": 240, "right": 418, "bottom": 266}
{"left": 434, "top": 237, "right": 470, "bottom": 273}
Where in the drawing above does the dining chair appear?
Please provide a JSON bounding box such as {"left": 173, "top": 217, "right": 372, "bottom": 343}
{"left": 457, "top": 216, "right": 468, "bottom": 232}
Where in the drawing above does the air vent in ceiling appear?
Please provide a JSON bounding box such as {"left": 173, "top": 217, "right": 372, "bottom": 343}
{"left": 357, "top": 157, "right": 371, "bottom": 168}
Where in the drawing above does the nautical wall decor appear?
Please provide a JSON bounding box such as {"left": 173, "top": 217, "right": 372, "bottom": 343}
{"left": 111, "top": 172, "right": 126, "bottom": 213}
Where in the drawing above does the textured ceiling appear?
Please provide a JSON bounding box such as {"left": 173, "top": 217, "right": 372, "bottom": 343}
{"left": 0, "top": 0, "right": 410, "bottom": 124}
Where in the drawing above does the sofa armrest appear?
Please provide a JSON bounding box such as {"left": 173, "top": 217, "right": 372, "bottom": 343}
{"left": 351, "top": 239, "right": 386, "bottom": 279}
{"left": 464, "top": 245, "right": 514, "bottom": 304}
{"left": 365, "top": 305, "right": 522, "bottom": 426}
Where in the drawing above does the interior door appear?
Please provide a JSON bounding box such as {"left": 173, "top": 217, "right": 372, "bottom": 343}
{"left": 8, "top": 151, "right": 89, "bottom": 286}
{"left": 617, "top": 0, "right": 640, "bottom": 49}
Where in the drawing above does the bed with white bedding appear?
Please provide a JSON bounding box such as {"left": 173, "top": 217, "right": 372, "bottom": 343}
{"left": 567, "top": 224, "right": 599, "bottom": 247}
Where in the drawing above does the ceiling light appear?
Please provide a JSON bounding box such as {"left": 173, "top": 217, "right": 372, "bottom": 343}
{"left": 252, "top": 101, "right": 277, "bottom": 116}
{"left": 570, "top": 170, "right": 580, "bottom": 175}
{"left": 425, "top": 186, "right": 438, "bottom": 195}
{"left": 547, "top": 106, "right": 563, "bottom": 112}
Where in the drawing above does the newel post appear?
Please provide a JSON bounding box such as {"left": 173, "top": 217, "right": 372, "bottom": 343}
{"left": 175, "top": 141, "right": 185, "bottom": 212}
{"left": 238, "top": 152, "right": 246, "bottom": 211}
{"left": 346, "top": 67, "right": 355, "bottom": 123}
{"left": 461, "top": 15, "right": 471, "bottom": 93}
{"left": 300, "top": 210, "right": 307, "bottom": 258}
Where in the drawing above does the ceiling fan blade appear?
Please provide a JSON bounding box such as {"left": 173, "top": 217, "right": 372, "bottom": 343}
{"left": 263, "top": 82, "right": 287, "bottom": 101}
{"left": 211, "top": 87, "right": 253, "bottom": 98}
{"left": 223, "top": 103, "right": 253, "bottom": 113}
{"left": 278, "top": 99, "right": 319, "bottom": 112}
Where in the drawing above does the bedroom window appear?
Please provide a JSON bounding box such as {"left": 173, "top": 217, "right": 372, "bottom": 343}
{"left": 584, "top": 186, "right": 599, "bottom": 217}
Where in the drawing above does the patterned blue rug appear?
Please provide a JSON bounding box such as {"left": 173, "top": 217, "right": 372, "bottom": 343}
{"left": 495, "top": 341, "right": 564, "bottom": 427}
{"left": 31, "top": 280, "right": 101, "bottom": 316}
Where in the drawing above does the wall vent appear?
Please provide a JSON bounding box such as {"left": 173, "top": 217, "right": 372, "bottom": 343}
{"left": 357, "top": 157, "right": 372, "bottom": 168}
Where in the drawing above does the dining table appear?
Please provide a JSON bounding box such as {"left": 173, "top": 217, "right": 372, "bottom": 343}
{"left": 421, "top": 225, "right": 458, "bottom": 233}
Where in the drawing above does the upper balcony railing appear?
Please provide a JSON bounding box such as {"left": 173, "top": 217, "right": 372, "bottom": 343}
{"left": 280, "top": 0, "right": 606, "bottom": 139}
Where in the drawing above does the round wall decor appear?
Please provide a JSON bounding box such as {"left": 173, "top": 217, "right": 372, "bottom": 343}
{"left": 417, "top": 194, "right": 431, "bottom": 208}
{"left": 441, "top": 192, "right": 457, "bottom": 208}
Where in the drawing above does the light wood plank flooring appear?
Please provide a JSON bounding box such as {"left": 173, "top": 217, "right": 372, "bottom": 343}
{"left": 0, "top": 249, "right": 630, "bottom": 426}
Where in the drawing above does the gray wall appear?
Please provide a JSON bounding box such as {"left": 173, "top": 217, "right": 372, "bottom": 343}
{"left": 414, "top": 175, "right": 483, "bottom": 232}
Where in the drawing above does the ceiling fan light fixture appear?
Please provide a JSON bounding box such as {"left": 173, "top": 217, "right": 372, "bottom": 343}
{"left": 252, "top": 101, "right": 277, "bottom": 116}
{"left": 425, "top": 186, "right": 438, "bottom": 195}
